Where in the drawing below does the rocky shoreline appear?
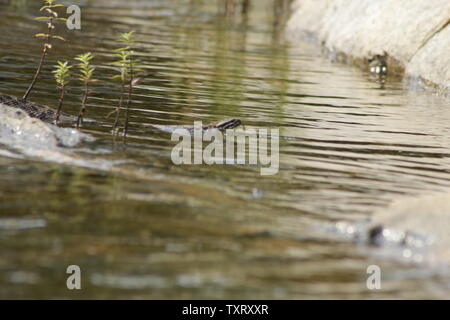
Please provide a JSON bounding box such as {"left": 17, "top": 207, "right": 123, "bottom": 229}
{"left": 286, "top": 0, "right": 450, "bottom": 91}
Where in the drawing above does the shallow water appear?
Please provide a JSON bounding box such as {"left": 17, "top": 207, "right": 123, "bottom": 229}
{"left": 1, "top": 0, "right": 450, "bottom": 299}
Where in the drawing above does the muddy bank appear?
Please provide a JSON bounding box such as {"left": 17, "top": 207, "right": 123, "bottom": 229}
{"left": 286, "top": 0, "right": 450, "bottom": 90}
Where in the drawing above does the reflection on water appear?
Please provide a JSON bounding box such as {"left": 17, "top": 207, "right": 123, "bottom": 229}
{"left": 1, "top": 0, "right": 450, "bottom": 299}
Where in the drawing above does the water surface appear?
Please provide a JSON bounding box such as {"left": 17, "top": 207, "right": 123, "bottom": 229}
{"left": 1, "top": 0, "right": 450, "bottom": 299}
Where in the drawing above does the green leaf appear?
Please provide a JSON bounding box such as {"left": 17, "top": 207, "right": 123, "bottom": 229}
{"left": 51, "top": 35, "right": 66, "bottom": 41}
{"left": 40, "top": 1, "right": 65, "bottom": 10}
{"left": 49, "top": 4, "right": 65, "bottom": 8}
{"left": 115, "top": 47, "right": 130, "bottom": 52}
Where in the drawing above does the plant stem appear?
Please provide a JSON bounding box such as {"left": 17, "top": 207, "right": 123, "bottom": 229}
{"left": 76, "top": 82, "right": 89, "bottom": 129}
{"left": 123, "top": 62, "right": 134, "bottom": 137}
{"left": 23, "top": 18, "right": 53, "bottom": 100}
{"left": 112, "top": 83, "right": 125, "bottom": 133}
{"left": 55, "top": 84, "right": 65, "bottom": 123}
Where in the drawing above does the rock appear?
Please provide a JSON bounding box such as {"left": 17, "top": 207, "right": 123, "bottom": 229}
{"left": 367, "top": 192, "right": 450, "bottom": 264}
{"left": 0, "top": 103, "right": 91, "bottom": 149}
{"left": 286, "top": 0, "right": 450, "bottom": 91}
{"left": 407, "top": 25, "right": 450, "bottom": 89}
{"left": 0, "top": 103, "right": 94, "bottom": 163}
{"left": 328, "top": 190, "right": 450, "bottom": 265}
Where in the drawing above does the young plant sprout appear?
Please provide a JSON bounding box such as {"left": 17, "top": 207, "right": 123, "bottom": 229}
{"left": 108, "top": 31, "right": 141, "bottom": 137}
{"left": 75, "top": 52, "right": 96, "bottom": 129}
{"left": 52, "top": 60, "right": 71, "bottom": 123}
{"left": 108, "top": 48, "right": 131, "bottom": 134}
{"left": 23, "top": 0, "right": 67, "bottom": 100}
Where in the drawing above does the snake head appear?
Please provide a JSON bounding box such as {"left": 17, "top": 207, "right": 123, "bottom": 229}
{"left": 213, "top": 118, "right": 242, "bottom": 130}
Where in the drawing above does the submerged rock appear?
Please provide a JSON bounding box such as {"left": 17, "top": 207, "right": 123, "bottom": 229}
{"left": 333, "top": 192, "right": 450, "bottom": 265}
{"left": 0, "top": 103, "right": 93, "bottom": 163}
{"left": 0, "top": 103, "right": 129, "bottom": 171}
{"left": 0, "top": 103, "right": 91, "bottom": 149}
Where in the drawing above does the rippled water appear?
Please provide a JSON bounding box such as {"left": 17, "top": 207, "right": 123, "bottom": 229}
{"left": 1, "top": 0, "right": 450, "bottom": 299}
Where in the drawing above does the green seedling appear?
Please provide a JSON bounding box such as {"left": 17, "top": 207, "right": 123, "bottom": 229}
{"left": 108, "top": 48, "right": 131, "bottom": 134}
{"left": 52, "top": 60, "right": 72, "bottom": 123}
{"left": 108, "top": 31, "right": 142, "bottom": 137}
{"left": 23, "top": 0, "right": 67, "bottom": 100}
{"left": 75, "top": 52, "right": 96, "bottom": 129}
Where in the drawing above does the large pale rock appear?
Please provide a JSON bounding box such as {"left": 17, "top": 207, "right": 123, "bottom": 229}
{"left": 286, "top": 0, "right": 450, "bottom": 90}
{"left": 407, "top": 25, "right": 450, "bottom": 89}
